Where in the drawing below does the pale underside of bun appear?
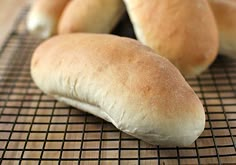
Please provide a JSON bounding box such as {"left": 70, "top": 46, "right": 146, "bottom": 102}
{"left": 208, "top": 0, "right": 236, "bottom": 58}
{"left": 123, "top": 0, "right": 219, "bottom": 76}
{"left": 55, "top": 96, "right": 203, "bottom": 146}
{"left": 31, "top": 33, "right": 205, "bottom": 146}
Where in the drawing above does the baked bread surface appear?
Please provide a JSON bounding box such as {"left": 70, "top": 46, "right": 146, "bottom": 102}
{"left": 31, "top": 33, "right": 205, "bottom": 146}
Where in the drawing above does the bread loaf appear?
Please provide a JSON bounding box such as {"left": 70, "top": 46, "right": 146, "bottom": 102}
{"left": 31, "top": 33, "right": 205, "bottom": 146}
{"left": 58, "top": 0, "right": 125, "bottom": 34}
{"left": 208, "top": 0, "right": 236, "bottom": 58}
{"left": 123, "top": 0, "right": 219, "bottom": 76}
{"left": 27, "top": 0, "right": 70, "bottom": 39}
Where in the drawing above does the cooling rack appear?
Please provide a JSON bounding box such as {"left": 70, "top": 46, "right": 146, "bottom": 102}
{"left": 0, "top": 9, "right": 235, "bottom": 165}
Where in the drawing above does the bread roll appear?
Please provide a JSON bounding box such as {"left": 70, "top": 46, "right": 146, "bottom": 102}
{"left": 58, "top": 0, "right": 125, "bottom": 34}
{"left": 123, "top": 0, "right": 219, "bottom": 76}
{"left": 208, "top": 0, "right": 236, "bottom": 58}
{"left": 31, "top": 33, "right": 205, "bottom": 146}
{"left": 27, "top": 0, "right": 70, "bottom": 39}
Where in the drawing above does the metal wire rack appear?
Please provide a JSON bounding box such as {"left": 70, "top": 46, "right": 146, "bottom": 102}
{"left": 0, "top": 9, "right": 236, "bottom": 165}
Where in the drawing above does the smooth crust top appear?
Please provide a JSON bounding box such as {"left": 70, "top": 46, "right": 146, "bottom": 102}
{"left": 31, "top": 33, "right": 205, "bottom": 146}
{"left": 124, "top": 0, "right": 219, "bottom": 76}
{"left": 58, "top": 0, "right": 125, "bottom": 34}
{"left": 208, "top": 0, "right": 236, "bottom": 57}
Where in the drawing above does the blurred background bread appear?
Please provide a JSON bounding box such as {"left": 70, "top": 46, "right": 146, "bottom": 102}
{"left": 208, "top": 0, "right": 236, "bottom": 58}
{"left": 123, "top": 0, "right": 219, "bottom": 76}
{"left": 26, "top": 0, "right": 70, "bottom": 39}
{"left": 58, "top": 0, "right": 125, "bottom": 34}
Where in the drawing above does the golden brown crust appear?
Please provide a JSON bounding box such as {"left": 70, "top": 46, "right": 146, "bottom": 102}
{"left": 31, "top": 33, "right": 205, "bottom": 146}
{"left": 124, "top": 0, "right": 219, "bottom": 76}
{"left": 208, "top": 0, "right": 236, "bottom": 57}
{"left": 58, "top": 0, "right": 125, "bottom": 34}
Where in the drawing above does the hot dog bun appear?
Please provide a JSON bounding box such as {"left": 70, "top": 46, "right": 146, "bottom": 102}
{"left": 58, "top": 0, "right": 125, "bottom": 34}
{"left": 27, "top": 0, "right": 70, "bottom": 38}
{"left": 123, "top": 0, "right": 219, "bottom": 76}
{"left": 208, "top": 0, "right": 236, "bottom": 58}
{"left": 31, "top": 33, "right": 205, "bottom": 146}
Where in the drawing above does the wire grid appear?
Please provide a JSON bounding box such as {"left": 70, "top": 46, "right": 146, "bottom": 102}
{"left": 0, "top": 10, "right": 236, "bottom": 165}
